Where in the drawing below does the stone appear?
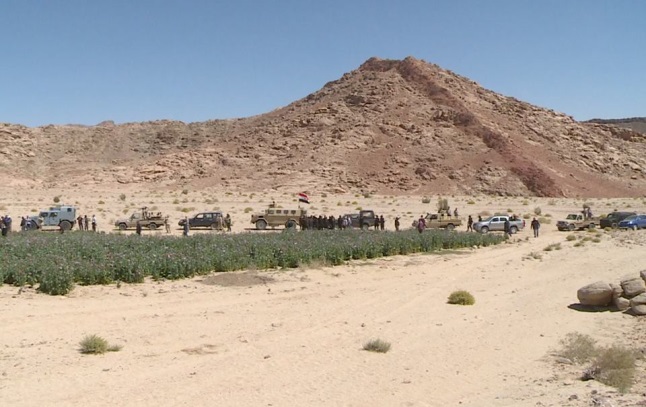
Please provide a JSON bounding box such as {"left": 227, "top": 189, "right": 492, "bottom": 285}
{"left": 641, "top": 269, "right": 646, "bottom": 283}
{"left": 631, "top": 304, "right": 646, "bottom": 316}
{"left": 609, "top": 283, "right": 623, "bottom": 300}
{"left": 629, "top": 293, "right": 646, "bottom": 307}
{"left": 614, "top": 297, "right": 631, "bottom": 311}
{"left": 620, "top": 276, "right": 646, "bottom": 298}
{"left": 577, "top": 281, "right": 613, "bottom": 306}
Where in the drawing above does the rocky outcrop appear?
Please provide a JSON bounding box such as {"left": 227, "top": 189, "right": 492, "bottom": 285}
{"left": 577, "top": 270, "right": 646, "bottom": 316}
{"left": 577, "top": 282, "right": 613, "bottom": 306}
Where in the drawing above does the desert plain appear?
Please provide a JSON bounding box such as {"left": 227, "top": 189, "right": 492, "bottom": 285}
{"left": 0, "top": 187, "right": 645, "bottom": 407}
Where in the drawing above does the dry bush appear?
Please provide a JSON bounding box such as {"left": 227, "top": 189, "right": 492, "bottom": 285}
{"left": 363, "top": 339, "right": 391, "bottom": 353}
{"left": 79, "top": 334, "right": 122, "bottom": 355}
{"left": 558, "top": 332, "right": 597, "bottom": 363}
{"left": 447, "top": 290, "right": 475, "bottom": 305}
{"left": 583, "top": 345, "right": 636, "bottom": 393}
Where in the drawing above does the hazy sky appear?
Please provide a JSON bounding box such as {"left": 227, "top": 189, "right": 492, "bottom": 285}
{"left": 1, "top": 1, "right": 644, "bottom": 127}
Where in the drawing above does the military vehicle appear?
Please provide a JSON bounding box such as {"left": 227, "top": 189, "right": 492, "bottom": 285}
{"left": 179, "top": 211, "right": 224, "bottom": 230}
{"left": 556, "top": 213, "right": 600, "bottom": 231}
{"left": 36, "top": 205, "right": 77, "bottom": 231}
{"left": 600, "top": 211, "right": 637, "bottom": 229}
{"left": 114, "top": 207, "right": 167, "bottom": 231}
{"left": 343, "top": 210, "right": 378, "bottom": 229}
{"left": 250, "top": 205, "right": 305, "bottom": 230}
{"left": 412, "top": 211, "right": 462, "bottom": 230}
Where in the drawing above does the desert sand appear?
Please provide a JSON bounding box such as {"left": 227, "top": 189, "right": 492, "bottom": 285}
{"left": 1, "top": 188, "right": 645, "bottom": 406}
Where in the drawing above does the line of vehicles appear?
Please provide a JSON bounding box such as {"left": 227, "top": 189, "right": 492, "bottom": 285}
{"left": 18, "top": 204, "right": 646, "bottom": 234}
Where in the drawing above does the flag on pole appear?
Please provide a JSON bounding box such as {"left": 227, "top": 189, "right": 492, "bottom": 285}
{"left": 298, "top": 193, "right": 310, "bottom": 204}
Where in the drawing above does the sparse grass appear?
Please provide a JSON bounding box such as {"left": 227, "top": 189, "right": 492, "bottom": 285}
{"left": 244, "top": 207, "right": 253, "bottom": 213}
{"left": 172, "top": 199, "right": 180, "bottom": 205}
{"left": 583, "top": 345, "right": 637, "bottom": 393}
{"left": 119, "top": 193, "right": 126, "bottom": 201}
{"left": 363, "top": 338, "right": 391, "bottom": 353}
{"left": 447, "top": 290, "right": 475, "bottom": 305}
{"left": 566, "top": 234, "right": 577, "bottom": 241}
{"left": 538, "top": 216, "right": 551, "bottom": 224}
{"left": 467, "top": 200, "right": 475, "bottom": 205}
{"left": 524, "top": 251, "right": 542, "bottom": 260}
{"left": 543, "top": 243, "right": 561, "bottom": 251}
{"left": 573, "top": 241, "right": 585, "bottom": 248}
{"left": 182, "top": 189, "right": 189, "bottom": 195}
{"left": 53, "top": 196, "right": 61, "bottom": 203}
{"left": 79, "top": 334, "right": 122, "bottom": 355}
{"left": 591, "top": 238, "right": 601, "bottom": 243}
{"left": 534, "top": 207, "right": 542, "bottom": 215}
{"left": 98, "top": 200, "right": 105, "bottom": 205}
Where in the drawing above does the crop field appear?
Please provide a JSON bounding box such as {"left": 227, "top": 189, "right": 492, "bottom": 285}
{"left": 0, "top": 230, "right": 504, "bottom": 295}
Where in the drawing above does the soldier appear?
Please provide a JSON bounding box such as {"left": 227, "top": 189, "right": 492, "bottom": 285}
{"left": 454, "top": 208, "right": 458, "bottom": 217}
{"left": 91, "top": 215, "right": 97, "bottom": 232}
{"left": 84, "top": 215, "right": 89, "bottom": 231}
{"left": 531, "top": 217, "right": 540, "bottom": 238}
{"left": 299, "top": 214, "right": 306, "bottom": 231}
{"left": 467, "top": 215, "right": 473, "bottom": 232}
{"left": 374, "top": 213, "right": 379, "bottom": 230}
{"left": 504, "top": 219, "right": 511, "bottom": 238}
{"left": 77, "top": 215, "right": 83, "bottom": 231}
{"left": 165, "top": 218, "right": 171, "bottom": 234}
{"left": 416, "top": 215, "right": 426, "bottom": 234}
{"left": 183, "top": 216, "right": 190, "bottom": 236}
{"left": 136, "top": 220, "right": 142, "bottom": 236}
{"left": 337, "top": 215, "right": 343, "bottom": 230}
{"left": 394, "top": 217, "right": 400, "bottom": 231}
{"left": 329, "top": 215, "right": 336, "bottom": 230}
{"left": 379, "top": 215, "right": 385, "bottom": 231}
{"left": 317, "top": 215, "right": 324, "bottom": 230}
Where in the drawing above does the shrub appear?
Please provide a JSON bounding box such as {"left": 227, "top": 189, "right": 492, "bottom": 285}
{"left": 574, "top": 241, "right": 585, "bottom": 248}
{"left": 119, "top": 193, "right": 126, "bottom": 201}
{"left": 422, "top": 197, "right": 431, "bottom": 204}
{"left": 584, "top": 345, "right": 636, "bottom": 392}
{"left": 543, "top": 243, "right": 561, "bottom": 251}
{"left": 79, "top": 334, "right": 122, "bottom": 355}
{"left": 522, "top": 200, "right": 529, "bottom": 206}
{"left": 534, "top": 207, "right": 542, "bottom": 215}
{"left": 182, "top": 189, "right": 189, "bottom": 195}
{"left": 566, "top": 234, "right": 577, "bottom": 241}
{"left": 53, "top": 196, "right": 61, "bottom": 203}
{"left": 447, "top": 290, "right": 475, "bottom": 305}
{"left": 98, "top": 200, "right": 105, "bottom": 205}
{"left": 558, "top": 332, "right": 597, "bottom": 363}
{"left": 244, "top": 207, "right": 253, "bottom": 213}
{"left": 467, "top": 200, "right": 475, "bottom": 205}
{"left": 38, "top": 267, "right": 74, "bottom": 295}
{"left": 363, "top": 339, "right": 391, "bottom": 353}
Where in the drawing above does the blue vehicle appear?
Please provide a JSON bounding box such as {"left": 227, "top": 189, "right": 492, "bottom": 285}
{"left": 618, "top": 214, "right": 646, "bottom": 230}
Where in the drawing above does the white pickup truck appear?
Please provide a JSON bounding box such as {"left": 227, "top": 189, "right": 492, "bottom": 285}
{"left": 473, "top": 215, "right": 525, "bottom": 234}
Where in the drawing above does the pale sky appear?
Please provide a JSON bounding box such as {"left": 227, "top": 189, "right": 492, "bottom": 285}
{"left": 1, "top": 0, "right": 644, "bottom": 127}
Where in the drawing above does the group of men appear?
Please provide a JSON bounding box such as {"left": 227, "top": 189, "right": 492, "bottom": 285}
{"left": 76, "top": 215, "right": 98, "bottom": 232}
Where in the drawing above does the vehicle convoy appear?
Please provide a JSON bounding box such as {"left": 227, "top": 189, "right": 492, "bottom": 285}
{"left": 36, "top": 205, "right": 77, "bottom": 231}
{"left": 473, "top": 215, "right": 524, "bottom": 234}
{"left": 412, "top": 210, "right": 462, "bottom": 230}
{"left": 618, "top": 214, "right": 646, "bottom": 230}
{"left": 556, "top": 213, "right": 600, "bottom": 231}
{"left": 250, "top": 205, "right": 305, "bottom": 230}
{"left": 600, "top": 211, "right": 637, "bottom": 229}
{"left": 114, "top": 207, "right": 167, "bottom": 231}
{"left": 179, "top": 212, "right": 224, "bottom": 230}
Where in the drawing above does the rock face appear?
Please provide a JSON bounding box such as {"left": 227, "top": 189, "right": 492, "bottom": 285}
{"left": 577, "top": 282, "right": 613, "bottom": 306}
{"left": 1, "top": 56, "right": 646, "bottom": 196}
{"left": 630, "top": 293, "right": 646, "bottom": 307}
{"left": 620, "top": 276, "right": 646, "bottom": 298}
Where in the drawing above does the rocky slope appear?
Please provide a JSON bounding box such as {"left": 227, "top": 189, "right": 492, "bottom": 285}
{"left": 1, "top": 56, "right": 645, "bottom": 197}
{"left": 585, "top": 117, "right": 646, "bottom": 135}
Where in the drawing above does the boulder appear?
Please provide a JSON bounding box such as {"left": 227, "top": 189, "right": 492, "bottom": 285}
{"left": 631, "top": 304, "right": 646, "bottom": 316}
{"left": 641, "top": 269, "right": 646, "bottom": 283}
{"left": 629, "top": 293, "right": 646, "bottom": 307}
{"left": 577, "top": 281, "right": 613, "bottom": 306}
{"left": 614, "top": 297, "right": 631, "bottom": 311}
{"left": 610, "top": 283, "right": 623, "bottom": 300}
{"left": 620, "top": 276, "right": 646, "bottom": 298}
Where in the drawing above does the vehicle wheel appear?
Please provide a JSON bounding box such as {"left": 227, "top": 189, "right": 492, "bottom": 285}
{"left": 480, "top": 226, "right": 489, "bottom": 234}
{"left": 568, "top": 223, "right": 576, "bottom": 231}
{"left": 256, "top": 219, "right": 267, "bottom": 230}
{"left": 285, "top": 220, "right": 296, "bottom": 229}
{"left": 446, "top": 223, "right": 455, "bottom": 230}
{"left": 509, "top": 226, "right": 518, "bottom": 234}
{"left": 361, "top": 223, "right": 369, "bottom": 230}
{"left": 211, "top": 222, "right": 219, "bottom": 230}
{"left": 148, "top": 223, "right": 158, "bottom": 231}
{"left": 632, "top": 225, "right": 637, "bottom": 231}
{"left": 589, "top": 223, "right": 596, "bottom": 229}
{"left": 118, "top": 223, "right": 127, "bottom": 231}
{"left": 60, "top": 220, "right": 72, "bottom": 231}
{"left": 612, "top": 222, "right": 618, "bottom": 229}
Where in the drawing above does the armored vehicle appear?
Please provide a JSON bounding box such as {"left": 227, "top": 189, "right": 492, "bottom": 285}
{"left": 115, "top": 207, "right": 167, "bottom": 231}
{"left": 250, "top": 205, "right": 305, "bottom": 230}
{"left": 37, "top": 205, "right": 77, "bottom": 231}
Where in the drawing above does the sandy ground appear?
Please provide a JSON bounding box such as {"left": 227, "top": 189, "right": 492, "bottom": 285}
{"left": 1, "top": 188, "right": 645, "bottom": 406}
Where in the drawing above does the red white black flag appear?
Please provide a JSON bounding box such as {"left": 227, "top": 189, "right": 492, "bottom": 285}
{"left": 298, "top": 193, "right": 310, "bottom": 204}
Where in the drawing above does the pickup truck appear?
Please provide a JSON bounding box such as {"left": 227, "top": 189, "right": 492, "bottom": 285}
{"left": 556, "top": 213, "right": 600, "bottom": 231}
{"left": 412, "top": 211, "right": 462, "bottom": 230}
{"left": 473, "top": 215, "right": 524, "bottom": 234}
{"left": 115, "top": 207, "right": 167, "bottom": 231}
{"left": 344, "top": 210, "right": 378, "bottom": 229}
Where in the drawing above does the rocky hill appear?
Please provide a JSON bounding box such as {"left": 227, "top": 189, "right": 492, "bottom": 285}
{"left": 585, "top": 117, "right": 646, "bottom": 135}
{"left": 1, "top": 56, "right": 645, "bottom": 197}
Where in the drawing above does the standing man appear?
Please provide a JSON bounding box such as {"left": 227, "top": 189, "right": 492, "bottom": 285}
{"left": 91, "top": 215, "right": 97, "bottom": 232}
{"left": 135, "top": 220, "right": 142, "bottom": 235}
{"left": 379, "top": 215, "right": 385, "bottom": 231}
{"left": 394, "top": 217, "right": 400, "bottom": 232}
{"left": 504, "top": 218, "right": 511, "bottom": 238}
{"left": 531, "top": 217, "right": 540, "bottom": 238}
{"left": 467, "top": 215, "right": 473, "bottom": 232}
{"left": 84, "top": 215, "right": 89, "bottom": 231}
{"left": 225, "top": 214, "right": 232, "bottom": 232}
{"left": 183, "top": 216, "right": 190, "bottom": 237}
{"left": 417, "top": 215, "right": 426, "bottom": 234}
{"left": 165, "top": 218, "right": 171, "bottom": 234}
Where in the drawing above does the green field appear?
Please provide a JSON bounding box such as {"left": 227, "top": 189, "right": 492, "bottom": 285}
{"left": 0, "top": 230, "right": 504, "bottom": 295}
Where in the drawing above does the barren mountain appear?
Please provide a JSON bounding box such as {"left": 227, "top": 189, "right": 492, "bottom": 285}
{"left": 2, "top": 56, "right": 645, "bottom": 197}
